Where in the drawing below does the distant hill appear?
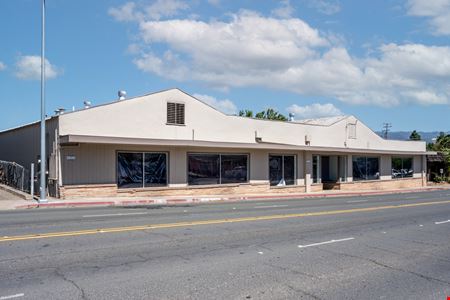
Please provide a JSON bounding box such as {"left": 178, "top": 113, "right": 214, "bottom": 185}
{"left": 376, "top": 131, "right": 450, "bottom": 143}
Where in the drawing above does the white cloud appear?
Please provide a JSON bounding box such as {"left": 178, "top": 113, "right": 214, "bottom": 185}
{"left": 407, "top": 0, "right": 450, "bottom": 35}
{"left": 108, "top": 0, "right": 189, "bottom": 22}
{"left": 307, "top": 0, "right": 341, "bottom": 15}
{"left": 207, "top": 0, "right": 221, "bottom": 6}
{"left": 0, "top": 61, "right": 6, "bottom": 71}
{"left": 287, "top": 103, "right": 343, "bottom": 119}
{"left": 15, "top": 55, "right": 60, "bottom": 80}
{"left": 272, "top": 0, "right": 295, "bottom": 18}
{"left": 193, "top": 93, "right": 238, "bottom": 114}
{"left": 108, "top": 2, "right": 140, "bottom": 22}
{"left": 112, "top": 8, "right": 450, "bottom": 107}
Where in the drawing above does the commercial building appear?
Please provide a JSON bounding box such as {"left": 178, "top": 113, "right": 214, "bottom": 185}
{"left": 0, "top": 88, "right": 428, "bottom": 199}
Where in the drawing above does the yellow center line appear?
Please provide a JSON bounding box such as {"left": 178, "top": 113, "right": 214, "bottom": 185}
{"left": 1, "top": 199, "right": 450, "bottom": 243}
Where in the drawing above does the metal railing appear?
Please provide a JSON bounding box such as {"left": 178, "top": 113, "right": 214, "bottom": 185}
{"left": 0, "top": 160, "right": 31, "bottom": 193}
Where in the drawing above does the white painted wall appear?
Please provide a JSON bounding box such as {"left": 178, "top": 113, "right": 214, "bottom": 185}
{"left": 58, "top": 89, "right": 426, "bottom": 153}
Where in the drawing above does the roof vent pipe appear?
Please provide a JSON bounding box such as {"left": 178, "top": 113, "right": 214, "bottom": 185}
{"left": 83, "top": 100, "right": 92, "bottom": 109}
{"left": 118, "top": 90, "right": 127, "bottom": 101}
{"left": 288, "top": 112, "right": 295, "bottom": 122}
{"left": 54, "top": 108, "right": 66, "bottom": 115}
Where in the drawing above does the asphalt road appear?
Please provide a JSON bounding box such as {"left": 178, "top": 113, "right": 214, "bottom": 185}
{"left": 1, "top": 190, "right": 450, "bottom": 299}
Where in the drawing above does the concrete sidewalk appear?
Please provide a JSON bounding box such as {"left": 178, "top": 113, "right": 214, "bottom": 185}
{"left": 1, "top": 185, "right": 448, "bottom": 211}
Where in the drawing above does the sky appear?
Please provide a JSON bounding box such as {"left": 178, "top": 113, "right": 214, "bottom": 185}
{"left": 1, "top": 0, "right": 450, "bottom": 132}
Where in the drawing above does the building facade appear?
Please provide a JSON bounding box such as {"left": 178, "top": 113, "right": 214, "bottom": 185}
{"left": 0, "top": 89, "right": 428, "bottom": 199}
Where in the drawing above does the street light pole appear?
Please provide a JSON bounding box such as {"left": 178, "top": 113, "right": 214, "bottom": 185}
{"left": 40, "top": 0, "right": 47, "bottom": 203}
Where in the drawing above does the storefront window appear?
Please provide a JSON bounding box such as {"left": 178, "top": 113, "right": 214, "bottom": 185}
{"left": 269, "top": 155, "right": 296, "bottom": 186}
{"left": 188, "top": 153, "right": 248, "bottom": 185}
{"left": 221, "top": 155, "right": 248, "bottom": 184}
{"left": 312, "top": 155, "right": 321, "bottom": 183}
{"left": 144, "top": 153, "right": 167, "bottom": 187}
{"left": 352, "top": 156, "right": 380, "bottom": 181}
{"left": 392, "top": 157, "right": 413, "bottom": 178}
{"left": 117, "top": 152, "right": 167, "bottom": 188}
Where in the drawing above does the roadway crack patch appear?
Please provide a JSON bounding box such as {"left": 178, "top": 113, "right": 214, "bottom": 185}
{"left": 263, "top": 262, "right": 318, "bottom": 280}
{"left": 320, "top": 248, "right": 450, "bottom": 286}
{"left": 284, "top": 283, "right": 322, "bottom": 300}
{"left": 54, "top": 269, "right": 88, "bottom": 300}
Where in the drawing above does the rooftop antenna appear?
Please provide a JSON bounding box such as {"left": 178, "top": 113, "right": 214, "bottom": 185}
{"left": 382, "top": 122, "right": 392, "bottom": 139}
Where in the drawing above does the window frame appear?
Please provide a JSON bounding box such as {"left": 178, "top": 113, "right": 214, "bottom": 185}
{"left": 352, "top": 155, "right": 380, "bottom": 181}
{"left": 187, "top": 152, "right": 250, "bottom": 186}
{"left": 391, "top": 156, "right": 414, "bottom": 179}
{"left": 116, "top": 151, "right": 169, "bottom": 189}
{"left": 268, "top": 154, "right": 297, "bottom": 186}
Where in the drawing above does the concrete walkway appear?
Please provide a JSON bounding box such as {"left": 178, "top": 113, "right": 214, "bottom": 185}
{"left": 3, "top": 184, "right": 449, "bottom": 210}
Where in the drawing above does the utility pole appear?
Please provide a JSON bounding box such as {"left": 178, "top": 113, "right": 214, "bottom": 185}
{"left": 382, "top": 123, "right": 392, "bottom": 139}
{"left": 40, "top": 0, "right": 47, "bottom": 203}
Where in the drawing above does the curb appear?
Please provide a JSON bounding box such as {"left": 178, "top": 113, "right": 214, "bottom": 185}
{"left": 14, "top": 186, "right": 450, "bottom": 210}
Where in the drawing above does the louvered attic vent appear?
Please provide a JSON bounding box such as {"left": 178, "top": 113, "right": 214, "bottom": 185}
{"left": 167, "top": 102, "right": 185, "bottom": 125}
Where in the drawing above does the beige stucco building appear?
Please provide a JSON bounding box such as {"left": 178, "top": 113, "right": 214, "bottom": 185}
{"left": 0, "top": 88, "right": 428, "bottom": 199}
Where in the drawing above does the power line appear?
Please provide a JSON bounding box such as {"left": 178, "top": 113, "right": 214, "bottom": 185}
{"left": 382, "top": 123, "right": 392, "bottom": 139}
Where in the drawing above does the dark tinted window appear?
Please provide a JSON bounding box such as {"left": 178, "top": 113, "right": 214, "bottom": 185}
{"left": 284, "top": 155, "right": 296, "bottom": 185}
{"left": 221, "top": 155, "right": 248, "bottom": 184}
{"left": 117, "top": 152, "right": 143, "bottom": 188}
{"left": 269, "top": 155, "right": 295, "bottom": 186}
{"left": 352, "top": 156, "right": 380, "bottom": 181}
{"left": 269, "top": 155, "right": 283, "bottom": 186}
{"left": 188, "top": 154, "right": 220, "bottom": 185}
{"left": 392, "top": 157, "right": 413, "bottom": 178}
{"left": 144, "top": 153, "right": 167, "bottom": 187}
{"left": 118, "top": 152, "right": 167, "bottom": 189}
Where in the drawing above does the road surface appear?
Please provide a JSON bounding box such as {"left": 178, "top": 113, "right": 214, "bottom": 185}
{"left": 1, "top": 189, "right": 450, "bottom": 299}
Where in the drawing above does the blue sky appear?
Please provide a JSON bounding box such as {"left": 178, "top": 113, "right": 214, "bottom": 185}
{"left": 1, "top": 0, "right": 450, "bottom": 132}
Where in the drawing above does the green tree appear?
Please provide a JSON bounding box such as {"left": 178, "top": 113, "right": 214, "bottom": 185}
{"left": 430, "top": 132, "right": 450, "bottom": 179}
{"left": 409, "top": 130, "right": 421, "bottom": 141}
{"left": 254, "top": 108, "right": 287, "bottom": 121}
{"left": 238, "top": 110, "right": 254, "bottom": 117}
{"left": 435, "top": 132, "right": 450, "bottom": 149}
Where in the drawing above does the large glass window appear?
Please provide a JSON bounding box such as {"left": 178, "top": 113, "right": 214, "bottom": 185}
{"left": 144, "top": 153, "right": 167, "bottom": 187}
{"left": 221, "top": 155, "right": 248, "bottom": 184}
{"left": 269, "top": 155, "right": 296, "bottom": 186}
{"left": 117, "top": 152, "right": 167, "bottom": 188}
{"left": 188, "top": 154, "right": 220, "bottom": 185}
{"left": 188, "top": 153, "right": 248, "bottom": 185}
{"left": 392, "top": 157, "right": 413, "bottom": 178}
{"left": 352, "top": 156, "right": 380, "bottom": 181}
{"left": 312, "top": 155, "right": 321, "bottom": 183}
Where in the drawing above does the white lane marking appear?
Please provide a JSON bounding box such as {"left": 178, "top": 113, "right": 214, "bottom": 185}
{"left": 82, "top": 212, "right": 148, "bottom": 218}
{"left": 258, "top": 251, "right": 264, "bottom": 255}
{"left": 382, "top": 231, "right": 387, "bottom": 234}
{"left": 0, "top": 294, "right": 25, "bottom": 300}
{"left": 232, "top": 207, "right": 236, "bottom": 210}
{"left": 419, "top": 224, "right": 424, "bottom": 227}
{"left": 254, "top": 204, "right": 289, "bottom": 209}
{"left": 298, "top": 237, "right": 354, "bottom": 248}
{"left": 435, "top": 220, "right": 450, "bottom": 225}
{"left": 346, "top": 200, "right": 368, "bottom": 203}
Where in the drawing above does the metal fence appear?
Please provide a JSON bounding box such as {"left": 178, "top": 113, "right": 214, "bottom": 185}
{"left": 0, "top": 160, "right": 31, "bottom": 193}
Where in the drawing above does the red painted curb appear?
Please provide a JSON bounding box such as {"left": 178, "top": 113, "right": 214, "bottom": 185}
{"left": 13, "top": 187, "right": 449, "bottom": 209}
